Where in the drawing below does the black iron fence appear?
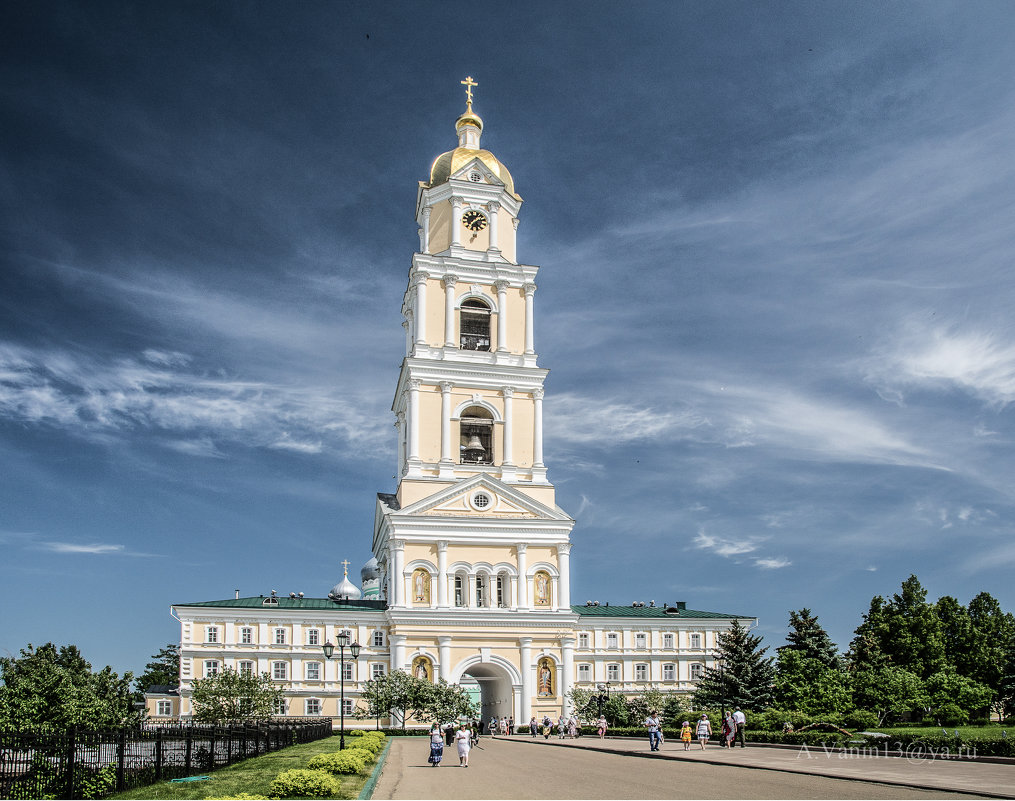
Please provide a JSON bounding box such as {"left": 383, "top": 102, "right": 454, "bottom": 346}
{"left": 0, "top": 719, "right": 333, "bottom": 799}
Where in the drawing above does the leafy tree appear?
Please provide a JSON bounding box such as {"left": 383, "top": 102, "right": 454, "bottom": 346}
{"left": 189, "top": 668, "right": 283, "bottom": 722}
{"left": 935, "top": 596, "right": 975, "bottom": 676}
{"left": 135, "top": 644, "right": 180, "bottom": 693}
{"left": 0, "top": 643, "right": 140, "bottom": 729}
{"left": 785, "top": 608, "right": 840, "bottom": 668}
{"left": 565, "top": 686, "right": 598, "bottom": 722}
{"left": 661, "top": 692, "right": 687, "bottom": 724}
{"left": 999, "top": 637, "right": 1015, "bottom": 720}
{"left": 693, "top": 619, "right": 774, "bottom": 711}
{"left": 849, "top": 576, "right": 946, "bottom": 679}
{"left": 851, "top": 666, "right": 926, "bottom": 726}
{"left": 355, "top": 670, "right": 428, "bottom": 726}
{"left": 773, "top": 649, "right": 852, "bottom": 716}
{"left": 965, "top": 591, "right": 1015, "bottom": 711}
{"left": 414, "top": 678, "right": 477, "bottom": 725}
{"left": 923, "top": 670, "right": 994, "bottom": 724}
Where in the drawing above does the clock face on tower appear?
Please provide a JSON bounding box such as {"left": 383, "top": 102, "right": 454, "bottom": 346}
{"left": 462, "top": 210, "right": 488, "bottom": 232}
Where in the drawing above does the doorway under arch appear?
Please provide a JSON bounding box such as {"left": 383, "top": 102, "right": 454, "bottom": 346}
{"left": 454, "top": 658, "right": 520, "bottom": 728}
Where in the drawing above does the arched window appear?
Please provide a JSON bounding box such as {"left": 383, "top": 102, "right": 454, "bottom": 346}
{"left": 454, "top": 572, "right": 468, "bottom": 607}
{"left": 690, "top": 663, "right": 705, "bottom": 681}
{"left": 496, "top": 571, "right": 510, "bottom": 607}
{"left": 460, "top": 406, "right": 493, "bottom": 465}
{"left": 475, "top": 574, "right": 489, "bottom": 607}
{"left": 460, "top": 299, "right": 491, "bottom": 351}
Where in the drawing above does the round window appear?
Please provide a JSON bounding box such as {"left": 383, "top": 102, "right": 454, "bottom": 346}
{"left": 469, "top": 172, "right": 482, "bottom": 182}
{"left": 472, "top": 492, "right": 491, "bottom": 510}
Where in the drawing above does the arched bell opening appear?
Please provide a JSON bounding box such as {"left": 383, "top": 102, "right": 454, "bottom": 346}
{"left": 460, "top": 406, "right": 493, "bottom": 465}
{"left": 460, "top": 299, "right": 491, "bottom": 351}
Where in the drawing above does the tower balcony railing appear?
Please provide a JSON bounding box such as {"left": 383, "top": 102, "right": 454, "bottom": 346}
{"left": 460, "top": 334, "right": 490, "bottom": 351}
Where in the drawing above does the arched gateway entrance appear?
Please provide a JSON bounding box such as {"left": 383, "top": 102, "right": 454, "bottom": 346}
{"left": 453, "top": 656, "right": 522, "bottom": 728}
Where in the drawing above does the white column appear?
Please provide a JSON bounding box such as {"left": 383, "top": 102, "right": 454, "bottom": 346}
{"left": 488, "top": 201, "right": 500, "bottom": 253}
{"left": 509, "top": 575, "right": 519, "bottom": 610}
{"left": 501, "top": 386, "right": 514, "bottom": 466}
{"left": 395, "top": 416, "right": 404, "bottom": 477}
{"left": 519, "top": 637, "right": 533, "bottom": 725}
{"left": 450, "top": 197, "right": 462, "bottom": 247}
{"left": 516, "top": 545, "right": 529, "bottom": 610}
{"left": 439, "top": 382, "right": 453, "bottom": 463}
{"left": 438, "top": 636, "right": 452, "bottom": 681}
{"left": 391, "top": 634, "right": 407, "bottom": 674}
{"left": 551, "top": 576, "right": 560, "bottom": 610}
{"left": 437, "top": 540, "right": 449, "bottom": 609}
{"left": 421, "top": 206, "right": 431, "bottom": 254}
{"left": 442, "top": 275, "right": 458, "bottom": 347}
{"left": 556, "top": 543, "right": 572, "bottom": 612}
{"left": 561, "top": 637, "right": 575, "bottom": 714}
{"left": 413, "top": 271, "right": 429, "bottom": 346}
{"left": 523, "top": 283, "right": 536, "bottom": 355}
{"left": 532, "top": 387, "right": 545, "bottom": 468}
{"left": 495, "top": 280, "right": 509, "bottom": 352}
{"left": 392, "top": 540, "right": 405, "bottom": 607}
{"left": 402, "top": 317, "right": 412, "bottom": 356}
{"left": 407, "top": 381, "right": 420, "bottom": 462}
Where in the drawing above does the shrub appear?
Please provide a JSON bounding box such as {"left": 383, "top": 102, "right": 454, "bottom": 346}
{"left": 350, "top": 735, "right": 383, "bottom": 753}
{"left": 365, "top": 730, "right": 385, "bottom": 739}
{"left": 307, "top": 749, "right": 369, "bottom": 774}
{"left": 842, "top": 709, "right": 879, "bottom": 730}
{"left": 212, "top": 795, "right": 269, "bottom": 800}
{"left": 350, "top": 729, "right": 367, "bottom": 737}
{"left": 268, "top": 768, "right": 341, "bottom": 799}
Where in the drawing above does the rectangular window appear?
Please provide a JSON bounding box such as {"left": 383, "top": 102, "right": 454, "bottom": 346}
{"left": 606, "top": 633, "right": 618, "bottom": 649}
{"left": 238, "top": 660, "right": 254, "bottom": 676}
{"left": 203, "top": 660, "right": 219, "bottom": 677}
{"left": 690, "top": 633, "right": 702, "bottom": 649}
{"left": 272, "top": 661, "right": 287, "bottom": 680}
{"left": 577, "top": 664, "right": 591, "bottom": 682}
{"left": 343, "top": 661, "right": 354, "bottom": 681}
{"left": 205, "top": 626, "right": 219, "bottom": 643}
{"left": 342, "top": 698, "right": 354, "bottom": 716}
{"left": 475, "top": 575, "right": 486, "bottom": 607}
{"left": 635, "top": 663, "right": 648, "bottom": 681}
{"left": 156, "top": 700, "right": 173, "bottom": 716}
{"left": 274, "top": 628, "right": 286, "bottom": 645}
{"left": 240, "top": 627, "right": 253, "bottom": 644}
{"left": 662, "top": 633, "right": 674, "bottom": 650}
{"left": 578, "top": 633, "right": 589, "bottom": 649}
{"left": 371, "top": 663, "right": 386, "bottom": 680}
{"left": 305, "top": 699, "right": 321, "bottom": 716}
{"left": 372, "top": 631, "right": 384, "bottom": 647}
{"left": 663, "top": 664, "right": 676, "bottom": 681}
{"left": 606, "top": 664, "right": 620, "bottom": 682}
{"left": 273, "top": 698, "right": 287, "bottom": 716}
{"left": 306, "top": 662, "right": 321, "bottom": 681}
{"left": 496, "top": 575, "right": 506, "bottom": 607}
{"left": 307, "top": 629, "right": 319, "bottom": 646}
{"left": 690, "top": 663, "right": 704, "bottom": 680}
{"left": 635, "top": 633, "right": 647, "bottom": 649}
{"left": 454, "top": 576, "right": 465, "bottom": 607}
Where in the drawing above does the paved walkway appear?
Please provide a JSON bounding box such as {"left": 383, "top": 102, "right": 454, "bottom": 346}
{"left": 370, "top": 735, "right": 1000, "bottom": 799}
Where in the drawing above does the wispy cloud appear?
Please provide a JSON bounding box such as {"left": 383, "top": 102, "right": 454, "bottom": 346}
{"left": 39, "top": 542, "right": 125, "bottom": 555}
{"left": 693, "top": 530, "right": 760, "bottom": 557}
{"left": 754, "top": 557, "right": 792, "bottom": 569}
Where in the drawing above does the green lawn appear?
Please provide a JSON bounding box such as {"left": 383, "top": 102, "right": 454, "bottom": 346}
{"left": 869, "top": 725, "right": 1010, "bottom": 740}
{"left": 109, "top": 735, "right": 379, "bottom": 800}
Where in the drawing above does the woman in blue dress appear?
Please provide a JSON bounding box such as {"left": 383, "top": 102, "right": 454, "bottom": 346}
{"left": 428, "top": 724, "right": 444, "bottom": 766}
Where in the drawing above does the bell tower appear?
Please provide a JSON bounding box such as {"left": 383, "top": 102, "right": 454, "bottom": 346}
{"left": 392, "top": 77, "right": 552, "bottom": 510}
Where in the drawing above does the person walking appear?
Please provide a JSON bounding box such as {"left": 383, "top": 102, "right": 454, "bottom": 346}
{"left": 455, "top": 722, "right": 472, "bottom": 767}
{"left": 529, "top": 716, "right": 538, "bottom": 736}
{"left": 696, "top": 713, "right": 712, "bottom": 750}
{"left": 733, "top": 707, "right": 747, "bottom": 747}
{"left": 644, "top": 709, "right": 662, "bottom": 751}
{"left": 680, "top": 720, "right": 693, "bottom": 751}
{"left": 568, "top": 715, "right": 578, "bottom": 739}
{"left": 427, "top": 724, "right": 444, "bottom": 767}
{"left": 722, "top": 712, "right": 736, "bottom": 748}
{"left": 508, "top": 715, "right": 514, "bottom": 735}
{"left": 596, "top": 714, "right": 607, "bottom": 739}
{"left": 542, "top": 714, "right": 552, "bottom": 739}
{"left": 489, "top": 715, "right": 498, "bottom": 737}
{"left": 500, "top": 716, "right": 508, "bottom": 736}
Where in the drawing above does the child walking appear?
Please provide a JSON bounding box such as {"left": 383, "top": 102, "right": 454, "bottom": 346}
{"left": 680, "top": 720, "right": 692, "bottom": 751}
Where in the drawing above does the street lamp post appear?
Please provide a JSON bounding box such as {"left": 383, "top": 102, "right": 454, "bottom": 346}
{"left": 714, "top": 655, "right": 727, "bottom": 721}
{"left": 322, "top": 633, "right": 361, "bottom": 750}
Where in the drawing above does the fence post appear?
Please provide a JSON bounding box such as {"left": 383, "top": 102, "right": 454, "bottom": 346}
{"left": 185, "top": 726, "right": 192, "bottom": 773}
{"left": 209, "top": 727, "right": 216, "bottom": 770}
{"left": 116, "top": 728, "right": 127, "bottom": 793}
{"left": 226, "top": 725, "right": 232, "bottom": 765}
{"left": 65, "top": 726, "right": 77, "bottom": 799}
{"left": 155, "top": 727, "right": 163, "bottom": 781}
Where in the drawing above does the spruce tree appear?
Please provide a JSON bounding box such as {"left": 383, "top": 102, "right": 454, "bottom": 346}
{"left": 693, "top": 619, "right": 774, "bottom": 711}
{"left": 785, "top": 608, "right": 840, "bottom": 667}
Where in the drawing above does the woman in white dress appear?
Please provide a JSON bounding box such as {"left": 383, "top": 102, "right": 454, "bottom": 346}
{"left": 455, "top": 722, "right": 472, "bottom": 767}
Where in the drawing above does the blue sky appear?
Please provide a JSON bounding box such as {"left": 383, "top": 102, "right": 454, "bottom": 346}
{"left": 3, "top": 1, "right": 1015, "bottom": 677}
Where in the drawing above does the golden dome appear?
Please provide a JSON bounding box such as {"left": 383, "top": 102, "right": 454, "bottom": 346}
{"left": 456, "top": 101, "right": 484, "bottom": 132}
{"left": 428, "top": 147, "right": 517, "bottom": 197}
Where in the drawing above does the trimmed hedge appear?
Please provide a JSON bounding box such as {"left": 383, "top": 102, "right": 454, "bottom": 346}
{"left": 307, "top": 749, "right": 370, "bottom": 774}
{"left": 349, "top": 735, "right": 384, "bottom": 753}
{"left": 268, "top": 769, "right": 341, "bottom": 799}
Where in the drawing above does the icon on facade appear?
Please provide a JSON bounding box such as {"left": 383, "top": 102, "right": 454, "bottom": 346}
{"left": 412, "top": 655, "right": 432, "bottom": 682}
{"left": 537, "top": 657, "right": 554, "bottom": 696}
{"left": 413, "top": 569, "right": 431, "bottom": 604}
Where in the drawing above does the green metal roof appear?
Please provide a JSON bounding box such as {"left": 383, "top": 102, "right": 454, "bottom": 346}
{"left": 572, "top": 604, "right": 749, "bottom": 619}
{"left": 174, "top": 597, "right": 386, "bottom": 612}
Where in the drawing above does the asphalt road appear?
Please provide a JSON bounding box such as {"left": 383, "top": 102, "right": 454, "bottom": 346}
{"left": 371, "top": 737, "right": 977, "bottom": 800}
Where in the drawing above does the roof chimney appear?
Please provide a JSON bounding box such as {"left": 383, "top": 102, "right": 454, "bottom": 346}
{"left": 234, "top": 589, "right": 239, "bottom": 600}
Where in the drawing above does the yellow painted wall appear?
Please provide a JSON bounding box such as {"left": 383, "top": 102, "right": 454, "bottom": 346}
{"left": 428, "top": 201, "right": 452, "bottom": 254}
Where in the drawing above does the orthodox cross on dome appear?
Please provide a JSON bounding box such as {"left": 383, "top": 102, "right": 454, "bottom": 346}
{"left": 460, "top": 75, "right": 478, "bottom": 105}
{"left": 341, "top": 559, "right": 351, "bottom": 577}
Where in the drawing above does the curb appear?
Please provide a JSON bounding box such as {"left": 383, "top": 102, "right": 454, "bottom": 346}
{"left": 358, "top": 737, "right": 393, "bottom": 800}
{"left": 500, "top": 736, "right": 1010, "bottom": 799}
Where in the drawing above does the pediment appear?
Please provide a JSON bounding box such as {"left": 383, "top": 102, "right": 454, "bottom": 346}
{"left": 395, "top": 475, "right": 570, "bottom": 522}
{"left": 450, "top": 158, "right": 503, "bottom": 188}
